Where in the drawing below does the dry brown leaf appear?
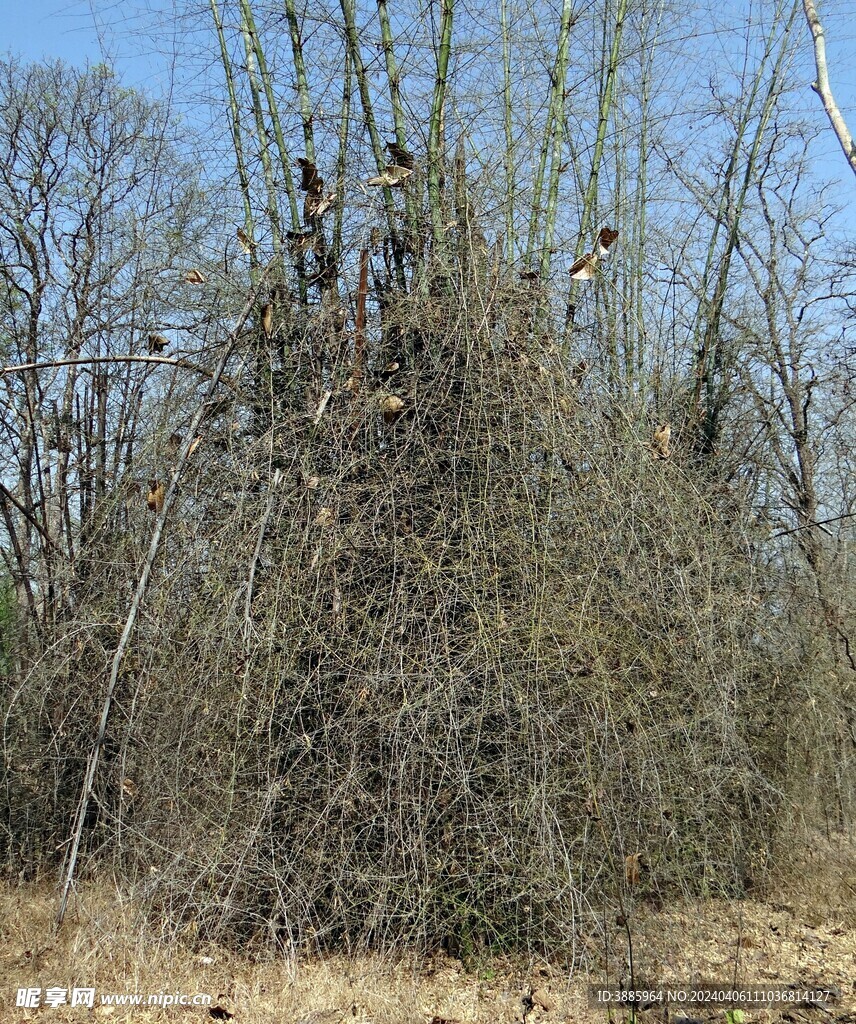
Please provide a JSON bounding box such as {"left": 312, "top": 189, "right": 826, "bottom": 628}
{"left": 147, "top": 332, "right": 169, "bottom": 354}
{"left": 625, "top": 851, "right": 642, "bottom": 885}
{"left": 653, "top": 422, "right": 672, "bottom": 459}
{"left": 597, "top": 226, "right": 619, "bottom": 254}
{"left": 569, "top": 253, "right": 598, "bottom": 281}
{"left": 184, "top": 268, "right": 206, "bottom": 284}
{"left": 531, "top": 988, "right": 555, "bottom": 1012}
{"left": 187, "top": 436, "right": 203, "bottom": 456}
{"left": 237, "top": 226, "right": 256, "bottom": 253}
{"left": 146, "top": 479, "right": 165, "bottom": 513}
{"left": 379, "top": 394, "right": 405, "bottom": 415}
{"left": 305, "top": 190, "right": 336, "bottom": 218}
{"left": 296, "top": 157, "right": 321, "bottom": 192}
{"left": 261, "top": 302, "right": 273, "bottom": 340}
{"left": 287, "top": 229, "right": 314, "bottom": 255}
{"left": 367, "top": 165, "right": 412, "bottom": 187}
{"left": 386, "top": 141, "right": 415, "bottom": 169}
{"left": 314, "top": 507, "right": 335, "bottom": 527}
{"left": 305, "top": 475, "right": 320, "bottom": 490}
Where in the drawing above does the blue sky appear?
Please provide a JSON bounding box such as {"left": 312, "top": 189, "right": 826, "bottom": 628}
{"left": 5, "top": 0, "right": 181, "bottom": 94}
{"left": 5, "top": 0, "right": 855, "bottom": 223}
{"left": 8, "top": 0, "right": 117, "bottom": 71}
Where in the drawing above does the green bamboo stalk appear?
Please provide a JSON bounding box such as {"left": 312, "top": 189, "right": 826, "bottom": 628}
{"left": 284, "top": 0, "right": 341, "bottom": 302}
{"left": 333, "top": 48, "right": 352, "bottom": 267}
{"left": 238, "top": 0, "right": 301, "bottom": 233}
{"left": 377, "top": 0, "right": 418, "bottom": 240}
{"left": 340, "top": 0, "right": 406, "bottom": 287}
{"left": 605, "top": 108, "right": 622, "bottom": 381}
{"left": 210, "top": 0, "right": 257, "bottom": 280}
{"left": 564, "top": 0, "right": 628, "bottom": 333}
{"left": 239, "top": 0, "right": 284, "bottom": 258}
{"left": 427, "top": 0, "right": 454, "bottom": 257}
{"left": 284, "top": 0, "right": 316, "bottom": 161}
{"left": 539, "top": 0, "right": 576, "bottom": 281}
{"left": 632, "top": 30, "right": 654, "bottom": 381}
{"left": 617, "top": 109, "right": 632, "bottom": 382}
{"left": 525, "top": 105, "right": 554, "bottom": 271}
{"left": 500, "top": 0, "right": 516, "bottom": 264}
{"left": 627, "top": 0, "right": 663, "bottom": 389}
{"left": 377, "top": 0, "right": 406, "bottom": 151}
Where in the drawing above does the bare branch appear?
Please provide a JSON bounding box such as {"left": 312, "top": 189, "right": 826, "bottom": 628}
{"left": 1, "top": 354, "right": 246, "bottom": 396}
{"left": 55, "top": 277, "right": 266, "bottom": 931}
{"left": 802, "top": 0, "right": 856, "bottom": 176}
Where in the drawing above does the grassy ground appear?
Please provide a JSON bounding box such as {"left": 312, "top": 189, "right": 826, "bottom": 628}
{"left": 1, "top": 835, "right": 853, "bottom": 1023}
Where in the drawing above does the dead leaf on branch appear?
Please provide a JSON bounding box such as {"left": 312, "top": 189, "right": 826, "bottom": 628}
{"left": 569, "top": 253, "right": 598, "bottom": 281}
{"left": 624, "top": 851, "right": 642, "bottom": 885}
{"left": 147, "top": 332, "right": 169, "bottom": 354}
{"left": 261, "top": 303, "right": 273, "bottom": 340}
{"left": 296, "top": 157, "right": 322, "bottom": 192}
{"left": 305, "top": 190, "right": 337, "bottom": 219}
{"left": 597, "top": 226, "right": 619, "bottom": 254}
{"left": 146, "top": 479, "right": 164, "bottom": 513}
{"left": 652, "top": 422, "right": 672, "bottom": 459}
{"left": 379, "top": 394, "right": 405, "bottom": 419}
{"left": 237, "top": 226, "right": 256, "bottom": 254}
{"left": 366, "top": 165, "right": 412, "bottom": 188}
{"left": 386, "top": 141, "right": 415, "bottom": 169}
{"left": 184, "top": 268, "right": 206, "bottom": 284}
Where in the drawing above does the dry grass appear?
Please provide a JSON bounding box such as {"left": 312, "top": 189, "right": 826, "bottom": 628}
{"left": 1, "top": 836, "right": 853, "bottom": 1023}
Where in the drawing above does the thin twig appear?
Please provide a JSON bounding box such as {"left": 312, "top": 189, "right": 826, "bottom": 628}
{"left": 0, "top": 480, "right": 62, "bottom": 554}
{"left": 1, "top": 354, "right": 246, "bottom": 396}
{"left": 772, "top": 510, "right": 856, "bottom": 538}
{"left": 55, "top": 278, "right": 266, "bottom": 931}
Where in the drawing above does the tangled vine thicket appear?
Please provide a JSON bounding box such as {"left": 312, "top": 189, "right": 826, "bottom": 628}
{"left": 0, "top": 0, "right": 854, "bottom": 959}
